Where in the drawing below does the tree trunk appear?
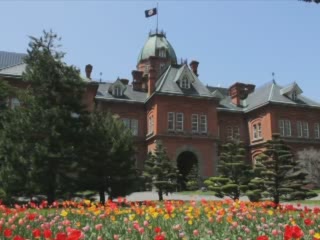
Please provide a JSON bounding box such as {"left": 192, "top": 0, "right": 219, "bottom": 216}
{"left": 158, "top": 189, "right": 163, "bottom": 201}
{"left": 47, "top": 189, "right": 55, "bottom": 206}
{"left": 99, "top": 187, "right": 105, "bottom": 204}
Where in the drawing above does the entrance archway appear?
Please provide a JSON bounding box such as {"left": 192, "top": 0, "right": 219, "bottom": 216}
{"left": 177, "top": 151, "right": 198, "bottom": 191}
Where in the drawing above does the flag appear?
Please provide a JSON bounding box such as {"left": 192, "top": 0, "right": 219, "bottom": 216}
{"left": 145, "top": 8, "right": 157, "bottom": 18}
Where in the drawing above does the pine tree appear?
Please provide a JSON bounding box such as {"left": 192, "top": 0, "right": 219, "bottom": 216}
{"left": 0, "top": 30, "right": 88, "bottom": 204}
{"left": 78, "top": 112, "right": 137, "bottom": 203}
{"left": 204, "top": 140, "right": 251, "bottom": 200}
{"left": 143, "top": 141, "right": 178, "bottom": 201}
{"left": 251, "top": 134, "right": 317, "bottom": 205}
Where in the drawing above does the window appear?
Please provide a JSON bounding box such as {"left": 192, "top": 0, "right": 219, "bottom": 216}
{"left": 168, "top": 112, "right": 175, "bottom": 131}
{"left": 315, "top": 123, "right": 320, "bottom": 139}
{"left": 131, "top": 119, "right": 138, "bottom": 136}
{"left": 159, "top": 49, "right": 166, "bottom": 58}
{"left": 145, "top": 65, "right": 150, "bottom": 74}
{"left": 253, "top": 123, "right": 262, "bottom": 140}
{"left": 148, "top": 115, "right": 154, "bottom": 134}
{"left": 297, "top": 121, "right": 309, "bottom": 138}
{"left": 303, "top": 121, "right": 309, "bottom": 138}
{"left": 292, "top": 91, "right": 297, "bottom": 101}
{"left": 227, "top": 126, "right": 240, "bottom": 139}
{"left": 200, "top": 115, "right": 207, "bottom": 133}
{"left": 9, "top": 98, "right": 21, "bottom": 109}
{"left": 176, "top": 113, "right": 184, "bottom": 131}
{"left": 121, "top": 118, "right": 138, "bottom": 136}
{"left": 180, "top": 77, "right": 190, "bottom": 89}
{"left": 279, "top": 119, "right": 291, "bottom": 137}
{"left": 191, "top": 114, "right": 199, "bottom": 132}
{"left": 113, "top": 86, "right": 122, "bottom": 97}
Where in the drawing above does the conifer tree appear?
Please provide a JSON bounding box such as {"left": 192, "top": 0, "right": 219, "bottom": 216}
{"left": 251, "top": 134, "right": 317, "bottom": 205}
{"left": 0, "top": 30, "right": 88, "bottom": 204}
{"left": 204, "top": 140, "right": 251, "bottom": 200}
{"left": 143, "top": 141, "right": 178, "bottom": 201}
{"left": 78, "top": 112, "right": 137, "bottom": 203}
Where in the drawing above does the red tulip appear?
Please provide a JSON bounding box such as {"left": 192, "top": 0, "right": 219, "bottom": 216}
{"left": 55, "top": 232, "right": 67, "bottom": 240}
{"left": 284, "top": 225, "right": 304, "bottom": 240}
{"left": 304, "top": 218, "right": 313, "bottom": 226}
{"left": 32, "top": 228, "right": 41, "bottom": 238}
{"left": 44, "top": 229, "right": 52, "bottom": 239}
{"left": 4, "top": 228, "right": 13, "bottom": 238}
{"left": 13, "top": 236, "right": 25, "bottom": 240}
{"left": 154, "top": 235, "right": 165, "bottom": 240}
{"left": 256, "top": 236, "right": 269, "bottom": 240}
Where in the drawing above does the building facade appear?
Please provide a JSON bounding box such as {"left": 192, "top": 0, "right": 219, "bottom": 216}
{"left": 1, "top": 31, "right": 320, "bottom": 179}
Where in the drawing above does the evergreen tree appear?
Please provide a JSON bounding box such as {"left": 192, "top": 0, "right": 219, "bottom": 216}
{"left": 143, "top": 141, "right": 178, "bottom": 201}
{"left": 0, "top": 30, "right": 88, "bottom": 204}
{"left": 250, "top": 134, "right": 317, "bottom": 205}
{"left": 186, "top": 163, "right": 200, "bottom": 191}
{"left": 78, "top": 112, "right": 137, "bottom": 203}
{"left": 204, "top": 140, "right": 251, "bottom": 200}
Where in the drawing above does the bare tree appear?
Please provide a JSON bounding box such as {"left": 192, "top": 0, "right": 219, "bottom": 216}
{"left": 297, "top": 148, "right": 320, "bottom": 187}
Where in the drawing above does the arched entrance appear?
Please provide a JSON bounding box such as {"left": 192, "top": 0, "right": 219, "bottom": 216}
{"left": 177, "top": 151, "right": 198, "bottom": 191}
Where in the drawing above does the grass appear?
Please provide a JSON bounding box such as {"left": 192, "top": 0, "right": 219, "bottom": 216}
{"left": 312, "top": 189, "right": 320, "bottom": 194}
{"left": 178, "top": 190, "right": 216, "bottom": 196}
{"left": 288, "top": 199, "right": 320, "bottom": 205}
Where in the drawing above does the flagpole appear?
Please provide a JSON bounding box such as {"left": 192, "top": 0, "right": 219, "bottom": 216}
{"left": 156, "top": 2, "right": 159, "bottom": 33}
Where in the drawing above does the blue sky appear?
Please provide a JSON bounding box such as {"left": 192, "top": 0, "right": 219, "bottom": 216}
{"left": 1, "top": 1, "right": 320, "bottom": 100}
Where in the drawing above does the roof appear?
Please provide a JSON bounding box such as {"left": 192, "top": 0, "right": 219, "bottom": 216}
{"left": 137, "top": 32, "right": 177, "bottom": 64}
{"left": 96, "top": 83, "right": 148, "bottom": 103}
{"left": 0, "top": 63, "right": 26, "bottom": 76}
{"left": 0, "top": 51, "right": 26, "bottom": 70}
{"left": 155, "top": 64, "right": 214, "bottom": 98}
{"left": 209, "top": 81, "right": 320, "bottom": 112}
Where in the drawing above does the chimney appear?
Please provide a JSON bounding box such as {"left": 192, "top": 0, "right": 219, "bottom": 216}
{"left": 189, "top": 60, "right": 199, "bottom": 76}
{"left": 148, "top": 68, "right": 156, "bottom": 96}
{"left": 132, "top": 70, "right": 143, "bottom": 91}
{"left": 85, "top": 64, "right": 93, "bottom": 79}
{"left": 229, "top": 82, "right": 255, "bottom": 106}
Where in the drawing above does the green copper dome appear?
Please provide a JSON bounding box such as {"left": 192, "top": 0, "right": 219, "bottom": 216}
{"left": 137, "top": 32, "right": 177, "bottom": 64}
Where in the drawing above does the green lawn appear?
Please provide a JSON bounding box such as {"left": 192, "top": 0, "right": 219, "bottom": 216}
{"left": 178, "top": 190, "right": 216, "bottom": 196}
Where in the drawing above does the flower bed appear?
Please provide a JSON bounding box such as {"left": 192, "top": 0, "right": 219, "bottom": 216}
{"left": 0, "top": 199, "right": 319, "bottom": 239}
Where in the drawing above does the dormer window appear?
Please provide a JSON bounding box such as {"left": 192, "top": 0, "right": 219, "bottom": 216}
{"left": 113, "top": 86, "right": 122, "bottom": 97}
{"left": 180, "top": 76, "right": 190, "bottom": 89}
{"left": 159, "top": 49, "right": 166, "bottom": 58}
{"left": 292, "top": 91, "right": 297, "bottom": 101}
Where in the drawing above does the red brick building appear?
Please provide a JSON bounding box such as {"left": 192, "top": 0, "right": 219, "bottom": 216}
{"left": 1, "top": 31, "right": 320, "bottom": 179}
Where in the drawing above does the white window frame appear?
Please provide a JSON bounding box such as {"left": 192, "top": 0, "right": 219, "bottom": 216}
{"left": 122, "top": 118, "right": 138, "bottom": 136}
{"left": 292, "top": 91, "right": 297, "bottom": 101}
{"left": 253, "top": 123, "right": 262, "bottom": 140}
{"left": 279, "top": 119, "right": 291, "bottom": 137}
{"left": 168, "top": 112, "right": 175, "bottom": 131}
{"left": 176, "top": 113, "right": 184, "bottom": 131}
{"left": 233, "top": 126, "right": 240, "bottom": 139}
{"left": 180, "top": 77, "right": 190, "bottom": 89}
{"left": 131, "top": 119, "right": 138, "bottom": 136}
{"left": 297, "top": 121, "right": 303, "bottom": 138}
{"left": 148, "top": 115, "right": 154, "bottom": 135}
{"left": 303, "top": 121, "right": 309, "bottom": 138}
{"left": 191, "top": 114, "right": 199, "bottom": 133}
{"left": 200, "top": 115, "right": 207, "bottom": 133}
{"left": 113, "top": 86, "right": 122, "bottom": 97}
{"left": 315, "top": 123, "right": 320, "bottom": 139}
